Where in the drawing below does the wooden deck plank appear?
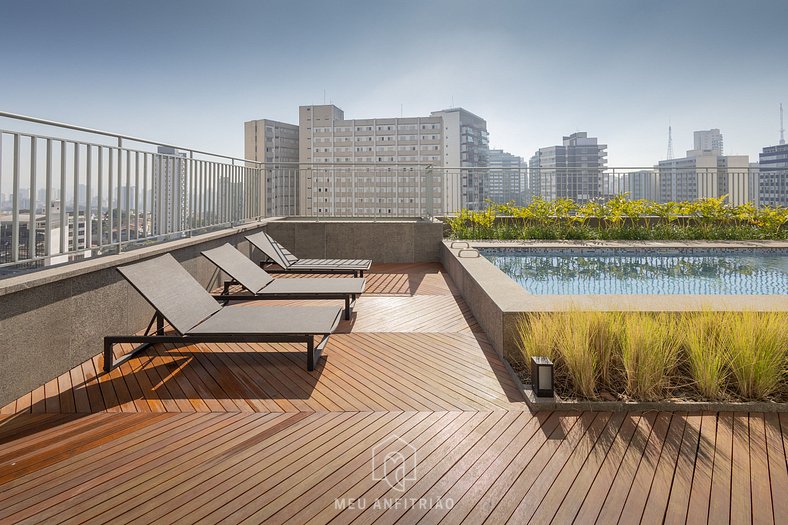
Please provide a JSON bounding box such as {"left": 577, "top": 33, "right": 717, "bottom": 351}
{"left": 302, "top": 411, "right": 481, "bottom": 525}
{"left": 552, "top": 412, "right": 640, "bottom": 524}
{"left": 615, "top": 411, "right": 676, "bottom": 523}
{"left": 383, "top": 411, "right": 526, "bottom": 525}
{"left": 686, "top": 411, "right": 717, "bottom": 524}
{"left": 589, "top": 412, "right": 658, "bottom": 523}
{"left": 80, "top": 359, "right": 108, "bottom": 413}
{"left": 120, "top": 412, "right": 366, "bottom": 524}
{"left": 731, "top": 412, "right": 753, "bottom": 524}
{"left": 28, "top": 413, "right": 296, "bottom": 525}
{"left": 0, "top": 414, "right": 198, "bottom": 520}
{"left": 69, "top": 363, "right": 93, "bottom": 414}
{"left": 529, "top": 411, "right": 626, "bottom": 525}
{"left": 210, "top": 412, "right": 434, "bottom": 524}
{"left": 338, "top": 412, "right": 506, "bottom": 525}
{"left": 92, "top": 353, "right": 129, "bottom": 413}
{"left": 765, "top": 413, "right": 788, "bottom": 524}
{"left": 640, "top": 412, "right": 689, "bottom": 523}
{"left": 507, "top": 411, "right": 612, "bottom": 524}
{"left": 750, "top": 412, "right": 775, "bottom": 525}
{"left": 663, "top": 413, "right": 703, "bottom": 525}
{"left": 709, "top": 411, "right": 734, "bottom": 524}
{"left": 0, "top": 263, "right": 783, "bottom": 524}
{"left": 29, "top": 384, "right": 45, "bottom": 414}
{"left": 0, "top": 413, "right": 204, "bottom": 507}
{"left": 56, "top": 369, "right": 76, "bottom": 414}
{"left": 273, "top": 411, "right": 463, "bottom": 525}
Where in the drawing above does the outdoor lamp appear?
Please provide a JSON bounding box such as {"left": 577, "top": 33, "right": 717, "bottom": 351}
{"left": 530, "top": 356, "right": 554, "bottom": 398}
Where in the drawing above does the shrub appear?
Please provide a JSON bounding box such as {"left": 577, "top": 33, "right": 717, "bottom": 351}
{"left": 447, "top": 196, "right": 787, "bottom": 241}
{"left": 620, "top": 313, "right": 682, "bottom": 401}
{"left": 554, "top": 312, "right": 598, "bottom": 399}
{"left": 514, "top": 310, "right": 788, "bottom": 402}
{"left": 726, "top": 311, "right": 787, "bottom": 399}
{"left": 683, "top": 311, "right": 729, "bottom": 400}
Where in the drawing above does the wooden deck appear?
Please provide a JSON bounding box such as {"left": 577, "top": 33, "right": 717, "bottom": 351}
{"left": 1, "top": 263, "right": 786, "bottom": 524}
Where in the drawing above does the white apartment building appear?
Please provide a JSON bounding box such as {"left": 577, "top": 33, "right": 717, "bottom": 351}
{"left": 298, "top": 104, "right": 489, "bottom": 217}
{"left": 758, "top": 144, "right": 788, "bottom": 207}
{"left": 244, "top": 118, "right": 299, "bottom": 216}
{"left": 430, "top": 108, "right": 490, "bottom": 212}
{"left": 152, "top": 146, "right": 188, "bottom": 235}
{"left": 529, "top": 132, "right": 608, "bottom": 203}
{"left": 623, "top": 170, "right": 660, "bottom": 201}
{"left": 486, "top": 149, "right": 526, "bottom": 205}
{"left": 694, "top": 129, "right": 724, "bottom": 155}
{"left": 657, "top": 148, "right": 750, "bottom": 205}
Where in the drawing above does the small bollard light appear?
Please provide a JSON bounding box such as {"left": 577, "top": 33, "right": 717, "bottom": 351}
{"left": 530, "top": 356, "right": 554, "bottom": 398}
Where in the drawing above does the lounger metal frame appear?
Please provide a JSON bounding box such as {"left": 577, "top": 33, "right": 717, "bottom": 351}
{"left": 215, "top": 279, "right": 358, "bottom": 320}
{"left": 104, "top": 312, "right": 330, "bottom": 373}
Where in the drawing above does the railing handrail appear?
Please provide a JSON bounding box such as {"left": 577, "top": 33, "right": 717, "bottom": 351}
{"left": 0, "top": 110, "right": 261, "bottom": 166}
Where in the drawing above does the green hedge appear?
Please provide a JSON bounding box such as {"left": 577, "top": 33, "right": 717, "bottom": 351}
{"left": 447, "top": 196, "right": 787, "bottom": 240}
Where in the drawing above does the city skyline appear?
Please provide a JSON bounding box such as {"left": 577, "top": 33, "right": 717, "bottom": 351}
{"left": 1, "top": 1, "right": 786, "bottom": 166}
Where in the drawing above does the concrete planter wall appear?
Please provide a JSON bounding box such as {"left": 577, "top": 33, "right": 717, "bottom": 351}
{"left": 441, "top": 240, "right": 788, "bottom": 361}
{"left": 0, "top": 218, "right": 444, "bottom": 406}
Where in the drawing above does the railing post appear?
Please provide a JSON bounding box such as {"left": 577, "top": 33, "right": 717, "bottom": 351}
{"left": 116, "top": 137, "right": 122, "bottom": 254}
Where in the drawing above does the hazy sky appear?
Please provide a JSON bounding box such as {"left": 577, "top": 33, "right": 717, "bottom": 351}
{"left": 1, "top": 0, "right": 786, "bottom": 166}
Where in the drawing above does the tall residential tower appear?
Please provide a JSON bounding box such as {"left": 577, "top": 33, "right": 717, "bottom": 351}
{"left": 528, "top": 132, "right": 607, "bottom": 202}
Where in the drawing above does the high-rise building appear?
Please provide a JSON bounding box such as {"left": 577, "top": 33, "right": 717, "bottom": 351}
{"left": 657, "top": 148, "right": 749, "bottom": 205}
{"left": 748, "top": 162, "right": 760, "bottom": 207}
{"left": 297, "top": 104, "right": 488, "bottom": 216}
{"left": 244, "top": 118, "right": 299, "bottom": 216}
{"left": 758, "top": 144, "right": 788, "bottom": 207}
{"left": 528, "top": 132, "right": 608, "bottom": 202}
{"left": 152, "top": 146, "right": 187, "bottom": 235}
{"left": 693, "top": 129, "right": 724, "bottom": 155}
{"left": 486, "top": 149, "right": 525, "bottom": 205}
{"left": 623, "top": 170, "right": 660, "bottom": 201}
{"left": 430, "top": 108, "right": 489, "bottom": 211}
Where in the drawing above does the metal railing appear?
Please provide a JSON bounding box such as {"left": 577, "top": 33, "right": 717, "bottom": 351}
{"left": 1, "top": 111, "right": 785, "bottom": 276}
{"left": 0, "top": 112, "right": 265, "bottom": 275}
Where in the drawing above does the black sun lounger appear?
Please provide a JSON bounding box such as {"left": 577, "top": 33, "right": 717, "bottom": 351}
{"left": 104, "top": 254, "right": 342, "bottom": 373}
{"left": 201, "top": 243, "right": 365, "bottom": 320}
{"left": 246, "top": 231, "right": 372, "bottom": 278}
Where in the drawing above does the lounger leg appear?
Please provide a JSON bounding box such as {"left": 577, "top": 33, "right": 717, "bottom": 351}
{"left": 156, "top": 313, "right": 165, "bottom": 335}
{"left": 344, "top": 296, "right": 351, "bottom": 320}
{"left": 307, "top": 336, "right": 316, "bottom": 371}
{"left": 103, "top": 338, "right": 114, "bottom": 373}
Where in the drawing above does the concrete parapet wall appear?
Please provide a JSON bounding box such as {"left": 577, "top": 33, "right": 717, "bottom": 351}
{"left": 265, "top": 218, "right": 443, "bottom": 263}
{"left": 0, "top": 218, "right": 444, "bottom": 407}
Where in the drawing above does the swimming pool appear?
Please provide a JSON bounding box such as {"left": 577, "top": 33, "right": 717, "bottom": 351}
{"left": 481, "top": 249, "right": 788, "bottom": 295}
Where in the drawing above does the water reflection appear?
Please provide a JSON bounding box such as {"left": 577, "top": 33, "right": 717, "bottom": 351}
{"left": 483, "top": 252, "right": 788, "bottom": 295}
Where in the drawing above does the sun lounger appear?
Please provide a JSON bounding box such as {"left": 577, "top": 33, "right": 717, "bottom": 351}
{"left": 246, "top": 231, "right": 372, "bottom": 277}
{"left": 104, "top": 253, "right": 342, "bottom": 372}
{"left": 201, "top": 243, "right": 365, "bottom": 320}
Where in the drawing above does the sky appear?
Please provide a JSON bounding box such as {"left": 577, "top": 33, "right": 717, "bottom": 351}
{"left": 1, "top": 0, "right": 786, "bottom": 166}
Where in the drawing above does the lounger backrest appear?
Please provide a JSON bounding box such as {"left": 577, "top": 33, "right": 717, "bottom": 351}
{"left": 117, "top": 253, "right": 222, "bottom": 334}
{"left": 201, "top": 243, "right": 274, "bottom": 293}
{"left": 246, "top": 231, "right": 293, "bottom": 268}
{"left": 273, "top": 241, "right": 299, "bottom": 264}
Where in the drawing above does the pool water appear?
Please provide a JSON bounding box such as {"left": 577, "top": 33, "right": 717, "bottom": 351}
{"left": 481, "top": 250, "right": 788, "bottom": 295}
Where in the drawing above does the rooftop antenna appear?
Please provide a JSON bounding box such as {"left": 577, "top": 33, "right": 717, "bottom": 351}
{"left": 780, "top": 103, "right": 785, "bottom": 145}
{"left": 667, "top": 122, "right": 674, "bottom": 160}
